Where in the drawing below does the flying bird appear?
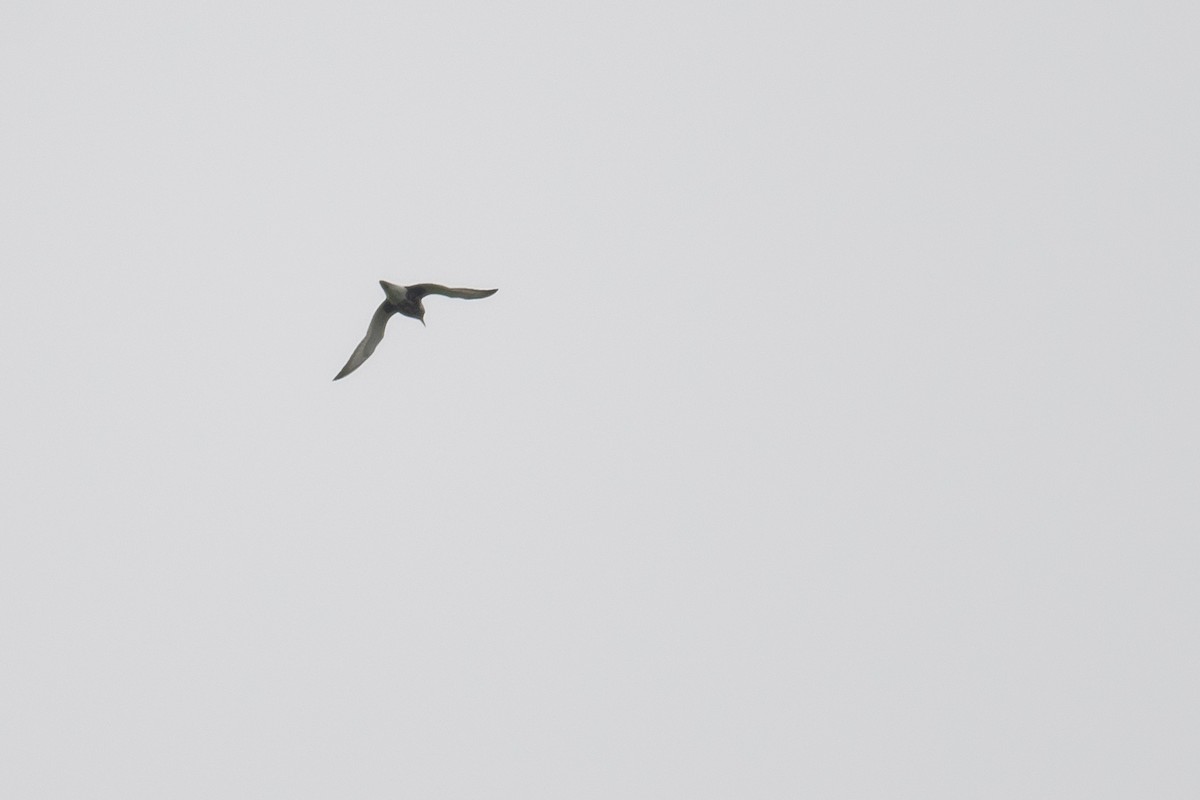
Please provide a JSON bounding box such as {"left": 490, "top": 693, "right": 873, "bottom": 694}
{"left": 334, "top": 281, "right": 498, "bottom": 380}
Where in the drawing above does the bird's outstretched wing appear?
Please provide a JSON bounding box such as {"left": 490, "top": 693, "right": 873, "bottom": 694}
{"left": 334, "top": 301, "right": 397, "bottom": 380}
{"left": 408, "top": 284, "right": 498, "bottom": 300}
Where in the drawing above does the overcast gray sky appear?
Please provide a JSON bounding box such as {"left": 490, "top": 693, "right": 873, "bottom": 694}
{"left": 2, "top": 2, "right": 1198, "bottom": 797}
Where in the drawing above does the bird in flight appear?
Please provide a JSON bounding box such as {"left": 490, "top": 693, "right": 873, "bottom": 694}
{"left": 334, "top": 281, "right": 498, "bottom": 381}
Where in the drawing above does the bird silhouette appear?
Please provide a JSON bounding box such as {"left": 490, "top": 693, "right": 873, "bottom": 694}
{"left": 334, "top": 281, "right": 497, "bottom": 380}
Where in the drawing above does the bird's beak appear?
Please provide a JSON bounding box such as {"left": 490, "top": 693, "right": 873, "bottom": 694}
{"left": 420, "top": 319, "right": 426, "bottom": 327}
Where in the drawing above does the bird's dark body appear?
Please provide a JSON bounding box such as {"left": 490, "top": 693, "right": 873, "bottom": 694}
{"left": 386, "top": 281, "right": 434, "bottom": 319}
{"left": 390, "top": 298, "right": 423, "bottom": 320}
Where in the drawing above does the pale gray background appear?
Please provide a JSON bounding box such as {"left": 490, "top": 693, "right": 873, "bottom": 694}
{"left": 2, "top": 2, "right": 1197, "bottom": 797}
